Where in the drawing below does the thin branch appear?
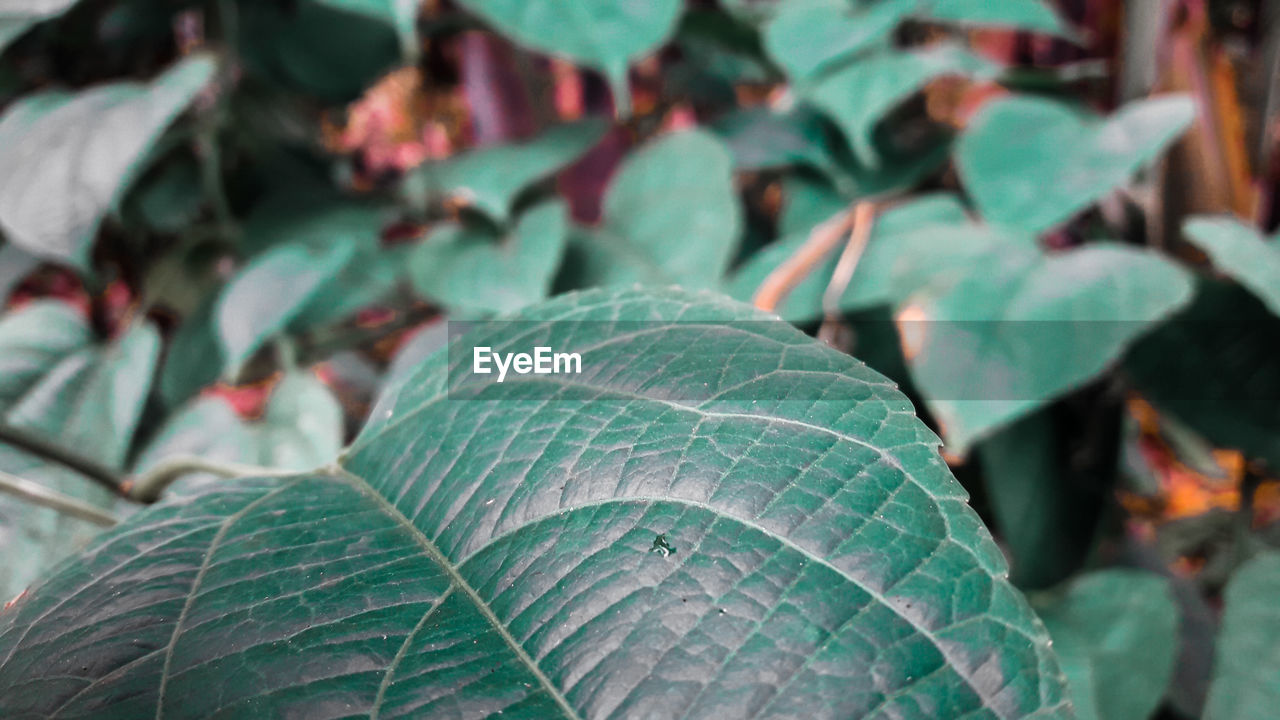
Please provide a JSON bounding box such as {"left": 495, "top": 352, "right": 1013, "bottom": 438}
{"left": 752, "top": 205, "right": 858, "bottom": 314}
{"left": 818, "top": 201, "right": 878, "bottom": 347}
{"left": 0, "top": 470, "right": 118, "bottom": 527}
{"left": 0, "top": 424, "right": 127, "bottom": 496}
{"left": 126, "top": 455, "right": 298, "bottom": 504}
{"left": 821, "top": 201, "right": 878, "bottom": 317}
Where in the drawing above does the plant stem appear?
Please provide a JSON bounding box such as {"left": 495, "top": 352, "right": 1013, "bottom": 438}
{"left": 0, "top": 470, "right": 118, "bottom": 527}
{"left": 127, "top": 455, "right": 298, "bottom": 503}
{"left": 0, "top": 424, "right": 127, "bottom": 496}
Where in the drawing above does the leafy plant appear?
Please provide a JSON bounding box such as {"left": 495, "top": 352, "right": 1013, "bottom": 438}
{"left": 0, "top": 287, "right": 1073, "bottom": 717}
{"left": 1, "top": 0, "right": 1279, "bottom": 717}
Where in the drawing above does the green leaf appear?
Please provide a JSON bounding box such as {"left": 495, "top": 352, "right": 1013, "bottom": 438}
{"left": 901, "top": 241, "right": 1194, "bottom": 453}
{"left": 0, "top": 0, "right": 81, "bottom": 53}
{"left": 366, "top": 320, "right": 449, "bottom": 424}
{"left": 1205, "top": 552, "right": 1280, "bottom": 720}
{"left": 1183, "top": 215, "right": 1280, "bottom": 318}
{"left": 922, "top": 0, "right": 1072, "bottom": 37}
{"left": 241, "top": 195, "right": 400, "bottom": 331}
{"left": 136, "top": 373, "right": 343, "bottom": 481}
{"left": 712, "top": 106, "right": 843, "bottom": 175}
{"left": 568, "top": 130, "right": 740, "bottom": 290}
{"left": 215, "top": 240, "right": 357, "bottom": 377}
{"left": 1034, "top": 570, "right": 1179, "bottom": 720}
{"left": 0, "top": 320, "right": 160, "bottom": 599}
{"left": 0, "top": 286, "right": 1071, "bottom": 718}
{"left": 0, "top": 55, "right": 215, "bottom": 268}
{"left": 453, "top": 0, "right": 682, "bottom": 112}
{"left": 805, "top": 45, "right": 996, "bottom": 165}
{"left": 0, "top": 301, "right": 92, "bottom": 409}
{"left": 763, "top": 0, "right": 913, "bottom": 81}
{"left": 957, "top": 94, "right": 1194, "bottom": 234}
{"left": 404, "top": 119, "right": 607, "bottom": 223}
{"left": 409, "top": 201, "right": 568, "bottom": 315}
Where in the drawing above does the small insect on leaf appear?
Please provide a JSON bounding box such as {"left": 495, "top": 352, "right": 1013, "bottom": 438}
{"left": 650, "top": 533, "right": 676, "bottom": 557}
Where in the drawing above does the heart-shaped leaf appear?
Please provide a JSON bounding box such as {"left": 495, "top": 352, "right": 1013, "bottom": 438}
{"left": 453, "top": 0, "right": 682, "bottom": 111}
{"left": 409, "top": 201, "right": 568, "bottom": 315}
{"left": 404, "top": 119, "right": 608, "bottom": 223}
{"left": 1183, "top": 215, "right": 1280, "bottom": 318}
{"left": 957, "top": 95, "right": 1195, "bottom": 234}
{"left": 0, "top": 286, "right": 1070, "bottom": 719}
{"left": 0, "top": 314, "right": 159, "bottom": 600}
{"left": 1034, "top": 570, "right": 1179, "bottom": 720}
{"left": 0, "top": 55, "right": 215, "bottom": 268}
{"left": 899, "top": 239, "right": 1194, "bottom": 453}
{"left": 1205, "top": 552, "right": 1280, "bottom": 720}
{"left": 136, "top": 373, "right": 344, "bottom": 482}
{"left": 567, "top": 130, "right": 740, "bottom": 290}
{"left": 805, "top": 45, "right": 995, "bottom": 165}
{"left": 215, "top": 240, "right": 357, "bottom": 377}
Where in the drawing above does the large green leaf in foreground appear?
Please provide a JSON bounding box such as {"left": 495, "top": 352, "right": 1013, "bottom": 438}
{"left": 0, "top": 287, "right": 1070, "bottom": 718}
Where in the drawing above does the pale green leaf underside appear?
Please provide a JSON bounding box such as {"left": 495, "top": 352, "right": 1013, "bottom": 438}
{"left": 0, "top": 314, "right": 159, "bottom": 601}
{"left": 406, "top": 119, "right": 607, "bottom": 223}
{"left": 135, "top": 372, "right": 344, "bottom": 481}
{"left": 1204, "top": 552, "right": 1280, "bottom": 720}
{"left": 957, "top": 95, "right": 1194, "bottom": 234}
{"left": 573, "top": 130, "right": 741, "bottom": 290}
{"left": 900, "top": 241, "right": 1194, "bottom": 454}
{"left": 215, "top": 239, "right": 356, "bottom": 377}
{"left": 409, "top": 201, "right": 568, "bottom": 315}
{"left": 0, "top": 55, "right": 215, "bottom": 267}
{"left": 1183, "top": 216, "right": 1280, "bottom": 318}
{"left": 0, "top": 287, "right": 1070, "bottom": 719}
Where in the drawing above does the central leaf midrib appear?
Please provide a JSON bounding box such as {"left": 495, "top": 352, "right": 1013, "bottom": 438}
{"left": 327, "top": 464, "right": 583, "bottom": 720}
